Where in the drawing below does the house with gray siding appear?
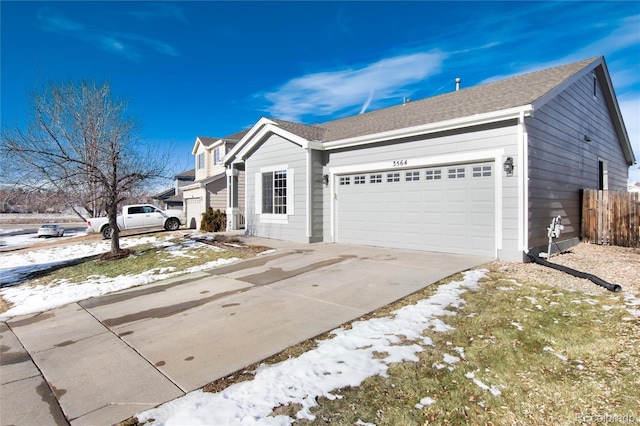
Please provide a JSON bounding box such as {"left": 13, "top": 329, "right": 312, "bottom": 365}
{"left": 223, "top": 57, "right": 635, "bottom": 261}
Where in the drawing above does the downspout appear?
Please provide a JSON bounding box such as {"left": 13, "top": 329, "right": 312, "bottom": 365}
{"left": 526, "top": 251, "right": 621, "bottom": 292}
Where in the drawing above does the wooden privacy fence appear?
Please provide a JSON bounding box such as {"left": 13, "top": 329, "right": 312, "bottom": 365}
{"left": 581, "top": 189, "right": 640, "bottom": 247}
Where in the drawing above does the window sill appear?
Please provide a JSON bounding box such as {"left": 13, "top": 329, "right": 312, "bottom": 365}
{"left": 259, "top": 214, "right": 289, "bottom": 224}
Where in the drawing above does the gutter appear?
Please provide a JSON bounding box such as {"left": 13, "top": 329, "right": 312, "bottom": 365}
{"left": 323, "top": 105, "right": 533, "bottom": 151}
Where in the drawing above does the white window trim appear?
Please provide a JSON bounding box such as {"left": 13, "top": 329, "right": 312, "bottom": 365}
{"left": 255, "top": 164, "right": 294, "bottom": 224}
{"left": 197, "top": 152, "right": 205, "bottom": 170}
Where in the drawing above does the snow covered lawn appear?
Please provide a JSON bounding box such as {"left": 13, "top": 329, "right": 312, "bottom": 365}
{"left": 0, "top": 235, "right": 243, "bottom": 319}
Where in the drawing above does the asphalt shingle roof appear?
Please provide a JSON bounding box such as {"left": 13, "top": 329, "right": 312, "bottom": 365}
{"left": 221, "top": 129, "right": 250, "bottom": 142}
{"left": 196, "top": 136, "right": 218, "bottom": 147}
{"left": 175, "top": 168, "right": 195, "bottom": 179}
{"left": 269, "top": 58, "right": 599, "bottom": 142}
{"left": 269, "top": 118, "right": 326, "bottom": 142}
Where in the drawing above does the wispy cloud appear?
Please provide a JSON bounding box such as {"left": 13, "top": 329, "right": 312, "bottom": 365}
{"left": 261, "top": 51, "right": 446, "bottom": 122}
{"left": 36, "top": 7, "right": 180, "bottom": 61}
{"left": 479, "top": 13, "right": 640, "bottom": 86}
{"left": 124, "top": 3, "right": 189, "bottom": 24}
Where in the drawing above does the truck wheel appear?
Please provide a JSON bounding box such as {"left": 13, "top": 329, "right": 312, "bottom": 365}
{"left": 165, "top": 218, "right": 180, "bottom": 231}
{"left": 102, "top": 226, "right": 114, "bottom": 239}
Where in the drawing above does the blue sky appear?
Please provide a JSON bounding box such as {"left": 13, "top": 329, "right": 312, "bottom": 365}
{"left": 2, "top": 1, "right": 639, "bottom": 184}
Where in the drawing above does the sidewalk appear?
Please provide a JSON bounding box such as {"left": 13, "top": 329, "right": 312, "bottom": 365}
{"left": 1, "top": 238, "right": 490, "bottom": 425}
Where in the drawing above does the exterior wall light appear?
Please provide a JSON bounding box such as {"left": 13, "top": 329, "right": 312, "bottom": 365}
{"left": 323, "top": 174, "right": 329, "bottom": 185}
{"left": 583, "top": 134, "right": 592, "bottom": 142}
{"left": 503, "top": 157, "right": 514, "bottom": 175}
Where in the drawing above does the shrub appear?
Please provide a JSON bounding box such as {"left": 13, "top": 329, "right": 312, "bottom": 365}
{"left": 200, "top": 207, "right": 227, "bottom": 232}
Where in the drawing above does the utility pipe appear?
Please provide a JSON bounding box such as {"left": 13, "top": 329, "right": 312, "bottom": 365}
{"left": 526, "top": 251, "right": 622, "bottom": 293}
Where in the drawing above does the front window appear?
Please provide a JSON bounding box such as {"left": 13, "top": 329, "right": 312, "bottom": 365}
{"left": 197, "top": 153, "right": 205, "bottom": 170}
{"left": 262, "top": 170, "right": 287, "bottom": 214}
{"left": 214, "top": 147, "right": 221, "bottom": 165}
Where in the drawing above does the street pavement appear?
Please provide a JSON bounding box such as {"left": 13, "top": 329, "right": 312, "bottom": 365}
{"left": 1, "top": 237, "right": 490, "bottom": 425}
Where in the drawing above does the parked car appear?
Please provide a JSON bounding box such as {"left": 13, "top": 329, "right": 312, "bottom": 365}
{"left": 86, "top": 204, "right": 187, "bottom": 239}
{"left": 38, "top": 224, "right": 65, "bottom": 238}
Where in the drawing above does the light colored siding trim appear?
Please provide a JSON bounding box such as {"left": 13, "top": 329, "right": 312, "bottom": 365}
{"left": 526, "top": 72, "right": 630, "bottom": 251}
{"left": 518, "top": 112, "right": 528, "bottom": 256}
{"left": 328, "top": 148, "right": 505, "bottom": 258}
{"left": 324, "top": 123, "right": 519, "bottom": 257}
{"left": 306, "top": 150, "right": 311, "bottom": 237}
{"left": 237, "top": 170, "right": 245, "bottom": 210}
{"left": 310, "top": 150, "right": 324, "bottom": 242}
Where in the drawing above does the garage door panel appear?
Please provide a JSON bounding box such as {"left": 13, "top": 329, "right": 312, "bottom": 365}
{"left": 471, "top": 189, "right": 494, "bottom": 201}
{"left": 337, "top": 161, "right": 495, "bottom": 257}
{"left": 423, "top": 214, "right": 445, "bottom": 225}
{"left": 445, "top": 189, "right": 469, "bottom": 202}
{"left": 471, "top": 212, "right": 493, "bottom": 225}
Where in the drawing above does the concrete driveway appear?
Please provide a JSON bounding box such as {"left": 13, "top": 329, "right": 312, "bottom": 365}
{"left": 1, "top": 237, "right": 491, "bottom": 425}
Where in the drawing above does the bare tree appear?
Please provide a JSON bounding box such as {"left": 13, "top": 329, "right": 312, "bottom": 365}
{"left": 1, "top": 80, "right": 170, "bottom": 255}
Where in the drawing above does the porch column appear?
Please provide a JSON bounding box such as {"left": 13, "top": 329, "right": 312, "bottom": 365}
{"left": 226, "top": 166, "right": 239, "bottom": 230}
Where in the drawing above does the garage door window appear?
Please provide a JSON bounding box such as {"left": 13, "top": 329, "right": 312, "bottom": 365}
{"left": 448, "top": 167, "right": 465, "bottom": 179}
{"left": 425, "top": 169, "right": 442, "bottom": 180}
{"left": 405, "top": 171, "right": 420, "bottom": 181}
{"left": 354, "top": 175, "right": 366, "bottom": 184}
{"left": 472, "top": 165, "right": 492, "bottom": 178}
{"left": 370, "top": 174, "right": 382, "bottom": 184}
{"left": 339, "top": 176, "right": 351, "bottom": 185}
{"left": 387, "top": 172, "right": 400, "bottom": 183}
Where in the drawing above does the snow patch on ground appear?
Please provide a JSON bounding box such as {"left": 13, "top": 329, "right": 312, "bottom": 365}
{"left": 136, "top": 270, "right": 488, "bottom": 426}
{"left": 415, "top": 396, "right": 436, "bottom": 409}
{"left": 543, "top": 346, "right": 568, "bottom": 362}
{"left": 465, "top": 371, "right": 502, "bottom": 396}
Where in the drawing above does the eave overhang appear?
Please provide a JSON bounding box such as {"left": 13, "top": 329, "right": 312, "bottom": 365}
{"left": 322, "top": 105, "right": 534, "bottom": 151}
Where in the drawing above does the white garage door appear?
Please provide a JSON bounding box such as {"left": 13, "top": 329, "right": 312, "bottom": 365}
{"left": 336, "top": 162, "right": 495, "bottom": 256}
{"left": 185, "top": 197, "right": 202, "bottom": 229}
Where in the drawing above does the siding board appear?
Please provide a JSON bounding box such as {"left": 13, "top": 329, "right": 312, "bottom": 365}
{"left": 245, "top": 135, "right": 309, "bottom": 242}
{"left": 527, "top": 72, "right": 630, "bottom": 250}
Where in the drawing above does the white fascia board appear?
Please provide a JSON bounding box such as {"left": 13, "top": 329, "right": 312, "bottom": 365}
{"left": 205, "top": 140, "right": 224, "bottom": 151}
{"left": 223, "top": 117, "right": 276, "bottom": 164}
{"left": 532, "top": 57, "right": 601, "bottom": 112}
{"left": 236, "top": 124, "right": 314, "bottom": 161}
{"left": 191, "top": 137, "right": 203, "bottom": 155}
{"left": 323, "top": 105, "right": 533, "bottom": 151}
{"left": 328, "top": 149, "right": 504, "bottom": 175}
{"left": 598, "top": 60, "right": 635, "bottom": 164}
{"left": 181, "top": 172, "right": 226, "bottom": 190}
{"left": 181, "top": 181, "right": 201, "bottom": 191}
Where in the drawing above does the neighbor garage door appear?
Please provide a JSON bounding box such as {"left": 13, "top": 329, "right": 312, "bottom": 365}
{"left": 336, "top": 162, "right": 495, "bottom": 256}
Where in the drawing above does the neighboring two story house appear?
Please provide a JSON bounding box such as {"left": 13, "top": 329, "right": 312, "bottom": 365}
{"left": 221, "top": 56, "right": 635, "bottom": 262}
{"left": 151, "top": 169, "right": 195, "bottom": 209}
{"left": 182, "top": 131, "right": 248, "bottom": 229}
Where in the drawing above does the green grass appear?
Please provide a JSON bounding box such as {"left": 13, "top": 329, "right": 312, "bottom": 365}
{"left": 28, "top": 238, "right": 250, "bottom": 286}
{"left": 291, "top": 272, "right": 639, "bottom": 425}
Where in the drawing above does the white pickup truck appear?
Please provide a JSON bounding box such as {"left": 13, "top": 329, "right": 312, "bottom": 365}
{"left": 86, "top": 204, "right": 186, "bottom": 239}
